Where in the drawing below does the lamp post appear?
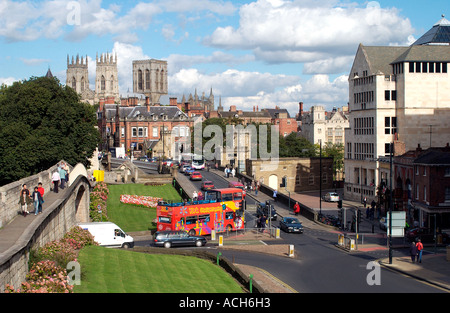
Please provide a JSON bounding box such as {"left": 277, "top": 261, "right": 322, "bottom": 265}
{"left": 389, "top": 142, "right": 393, "bottom": 264}
{"left": 319, "top": 139, "right": 322, "bottom": 216}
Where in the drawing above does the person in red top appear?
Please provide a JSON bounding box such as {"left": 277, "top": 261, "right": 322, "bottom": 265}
{"left": 416, "top": 239, "right": 423, "bottom": 263}
{"left": 294, "top": 202, "right": 300, "bottom": 216}
{"left": 37, "top": 182, "right": 45, "bottom": 213}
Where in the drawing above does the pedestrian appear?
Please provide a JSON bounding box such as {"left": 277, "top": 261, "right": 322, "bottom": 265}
{"left": 409, "top": 241, "right": 417, "bottom": 263}
{"left": 52, "top": 170, "right": 61, "bottom": 193}
{"left": 294, "top": 202, "right": 300, "bottom": 216}
{"left": 18, "top": 190, "right": 31, "bottom": 216}
{"left": 224, "top": 167, "right": 228, "bottom": 178}
{"left": 363, "top": 196, "right": 367, "bottom": 209}
{"left": 59, "top": 164, "right": 67, "bottom": 189}
{"left": 31, "top": 186, "right": 44, "bottom": 215}
{"left": 416, "top": 239, "right": 423, "bottom": 263}
{"left": 193, "top": 190, "right": 198, "bottom": 201}
{"left": 260, "top": 215, "right": 267, "bottom": 232}
{"left": 37, "top": 182, "right": 45, "bottom": 212}
{"left": 231, "top": 167, "right": 235, "bottom": 178}
{"left": 273, "top": 189, "right": 277, "bottom": 202}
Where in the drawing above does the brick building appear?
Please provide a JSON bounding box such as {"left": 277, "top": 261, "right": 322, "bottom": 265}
{"left": 98, "top": 96, "right": 193, "bottom": 159}
{"left": 394, "top": 144, "right": 450, "bottom": 229}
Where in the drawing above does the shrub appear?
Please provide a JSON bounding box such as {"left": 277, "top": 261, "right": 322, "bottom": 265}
{"left": 5, "top": 261, "right": 73, "bottom": 293}
{"left": 5, "top": 226, "right": 97, "bottom": 293}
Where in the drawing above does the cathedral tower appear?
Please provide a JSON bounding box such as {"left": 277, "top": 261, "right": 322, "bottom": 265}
{"left": 95, "top": 52, "right": 119, "bottom": 102}
{"left": 132, "top": 59, "right": 168, "bottom": 104}
{"left": 66, "top": 54, "right": 89, "bottom": 94}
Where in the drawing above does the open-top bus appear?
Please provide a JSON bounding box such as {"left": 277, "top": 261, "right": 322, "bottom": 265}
{"left": 156, "top": 188, "right": 245, "bottom": 236}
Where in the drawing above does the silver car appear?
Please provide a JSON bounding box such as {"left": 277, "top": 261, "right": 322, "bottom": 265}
{"left": 323, "top": 192, "right": 339, "bottom": 202}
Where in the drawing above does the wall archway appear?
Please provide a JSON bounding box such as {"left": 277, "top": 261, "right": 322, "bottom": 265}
{"left": 268, "top": 174, "right": 278, "bottom": 190}
{"left": 74, "top": 183, "right": 89, "bottom": 223}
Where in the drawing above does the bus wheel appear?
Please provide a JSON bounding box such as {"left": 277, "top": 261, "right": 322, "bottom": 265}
{"left": 164, "top": 241, "right": 171, "bottom": 248}
{"left": 189, "top": 229, "right": 196, "bottom": 236}
{"left": 226, "top": 225, "right": 233, "bottom": 232}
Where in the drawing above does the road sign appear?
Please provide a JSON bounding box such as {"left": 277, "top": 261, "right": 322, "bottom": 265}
{"left": 386, "top": 211, "right": 406, "bottom": 237}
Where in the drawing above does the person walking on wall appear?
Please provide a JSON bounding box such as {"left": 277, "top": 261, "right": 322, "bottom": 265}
{"left": 273, "top": 189, "right": 277, "bottom": 202}
{"left": 52, "top": 170, "right": 61, "bottom": 193}
{"left": 416, "top": 239, "right": 423, "bottom": 263}
{"left": 31, "top": 186, "right": 44, "bottom": 215}
{"left": 18, "top": 190, "right": 31, "bottom": 216}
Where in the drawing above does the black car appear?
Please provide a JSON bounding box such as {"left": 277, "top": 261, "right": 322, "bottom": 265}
{"left": 153, "top": 230, "right": 207, "bottom": 248}
{"left": 256, "top": 202, "right": 277, "bottom": 220}
{"left": 279, "top": 217, "right": 304, "bottom": 233}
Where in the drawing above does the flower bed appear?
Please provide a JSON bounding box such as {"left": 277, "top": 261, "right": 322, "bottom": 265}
{"left": 5, "top": 226, "right": 97, "bottom": 293}
{"left": 120, "top": 194, "right": 162, "bottom": 208}
{"left": 89, "top": 182, "right": 109, "bottom": 221}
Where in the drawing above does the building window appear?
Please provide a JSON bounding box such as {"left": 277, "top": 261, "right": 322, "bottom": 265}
{"left": 101, "top": 75, "right": 106, "bottom": 91}
{"left": 138, "top": 70, "right": 143, "bottom": 90}
{"left": 152, "top": 127, "right": 158, "bottom": 137}
{"left": 385, "top": 90, "right": 391, "bottom": 101}
{"left": 308, "top": 174, "right": 314, "bottom": 185}
{"left": 445, "top": 187, "right": 450, "bottom": 201}
{"left": 391, "top": 90, "right": 397, "bottom": 101}
{"left": 322, "top": 173, "right": 327, "bottom": 184}
{"left": 416, "top": 184, "right": 419, "bottom": 200}
{"left": 138, "top": 127, "right": 143, "bottom": 137}
{"left": 121, "top": 127, "right": 124, "bottom": 137}
{"left": 424, "top": 186, "right": 427, "bottom": 201}
{"left": 145, "top": 69, "right": 150, "bottom": 90}
{"left": 415, "top": 62, "right": 421, "bottom": 73}
{"left": 409, "top": 62, "right": 414, "bottom": 73}
{"left": 132, "top": 127, "right": 137, "bottom": 137}
{"left": 445, "top": 167, "right": 450, "bottom": 177}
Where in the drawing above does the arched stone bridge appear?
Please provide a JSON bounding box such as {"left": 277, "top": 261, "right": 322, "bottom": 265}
{"left": 0, "top": 161, "right": 92, "bottom": 291}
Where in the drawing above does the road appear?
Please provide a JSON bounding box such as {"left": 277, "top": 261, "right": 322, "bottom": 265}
{"left": 137, "top": 168, "right": 445, "bottom": 293}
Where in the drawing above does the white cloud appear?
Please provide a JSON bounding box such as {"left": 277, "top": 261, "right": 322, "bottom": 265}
{"left": 0, "top": 0, "right": 236, "bottom": 43}
{"left": 0, "top": 77, "right": 17, "bottom": 86}
{"left": 204, "top": 0, "right": 414, "bottom": 65}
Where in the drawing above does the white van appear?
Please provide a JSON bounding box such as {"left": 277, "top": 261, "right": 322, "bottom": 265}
{"left": 79, "top": 222, "right": 134, "bottom": 249}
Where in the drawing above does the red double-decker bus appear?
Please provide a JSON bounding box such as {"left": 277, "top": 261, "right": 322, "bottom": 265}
{"left": 156, "top": 188, "right": 245, "bottom": 236}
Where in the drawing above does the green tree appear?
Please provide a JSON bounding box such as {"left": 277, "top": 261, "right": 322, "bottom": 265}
{"left": 0, "top": 76, "right": 100, "bottom": 185}
{"left": 279, "top": 133, "right": 316, "bottom": 157}
{"left": 320, "top": 142, "right": 344, "bottom": 180}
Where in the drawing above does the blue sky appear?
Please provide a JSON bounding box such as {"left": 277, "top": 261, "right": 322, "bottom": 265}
{"left": 0, "top": 0, "right": 448, "bottom": 116}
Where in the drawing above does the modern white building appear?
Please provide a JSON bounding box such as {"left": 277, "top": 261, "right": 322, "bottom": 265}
{"left": 344, "top": 16, "right": 450, "bottom": 203}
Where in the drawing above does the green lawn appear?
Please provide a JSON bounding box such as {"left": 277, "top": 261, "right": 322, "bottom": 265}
{"left": 74, "top": 245, "right": 243, "bottom": 293}
{"left": 107, "top": 184, "right": 182, "bottom": 232}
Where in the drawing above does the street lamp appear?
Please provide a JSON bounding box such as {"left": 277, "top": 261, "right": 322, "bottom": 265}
{"left": 319, "top": 139, "right": 322, "bottom": 216}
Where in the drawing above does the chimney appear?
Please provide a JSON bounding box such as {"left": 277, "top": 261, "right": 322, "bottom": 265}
{"left": 253, "top": 106, "right": 255, "bottom": 112}
{"left": 169, "top": 97, "right": 177, "bottom": 106}
{"left": 99, "top": 98, "right": 105, "bottom": 112}
{"left": 299, "top": 102, "right": 303, "bottom": 116}
{"left": 230, "top": 105, "right": 236, "bottom": 112}
{"left": 256, "top": 105, "right": 259, "bottom": 111}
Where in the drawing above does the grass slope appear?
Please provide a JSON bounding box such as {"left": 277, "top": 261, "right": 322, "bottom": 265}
{"left": 74, "top": 245, "right": 243, "bottom": 293}
{"left": 107, "top": 184, "right": 182, "bottom": 232}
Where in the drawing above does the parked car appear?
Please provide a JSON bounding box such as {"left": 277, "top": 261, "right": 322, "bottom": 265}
{"left": 190, "top": 171, "right": 202, "bottom": 181}
{"left": 405, "top": 227, "right": 449, "bottom": 243}
{"left": 256, "top": 202, "right": 277, "bottom": 220}
{"left": 201, "top": 180, "right": 215, "bottom": 190}
{"left": 323, "top": 192, "right": 339, "bottom": 202}
{"left": 279, "top": 217, "right": 304, "bottom": 233}
{"left": 153, "top": 230, "right": 207, "bottom": 248}
{"left": 184, "top": 167, "right": 195, "bottom": 176}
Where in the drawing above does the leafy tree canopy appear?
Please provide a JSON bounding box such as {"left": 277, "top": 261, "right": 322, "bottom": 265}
{"left": 0, "top": 76, "right": 99, "bottom": 185}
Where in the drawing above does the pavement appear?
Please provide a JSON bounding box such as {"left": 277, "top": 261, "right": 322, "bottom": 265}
{"left": 0, "top": 185, "right": 71, "bottom": 255}
{"left": 207, "top": 168, "right": 450, "bottom": 292}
